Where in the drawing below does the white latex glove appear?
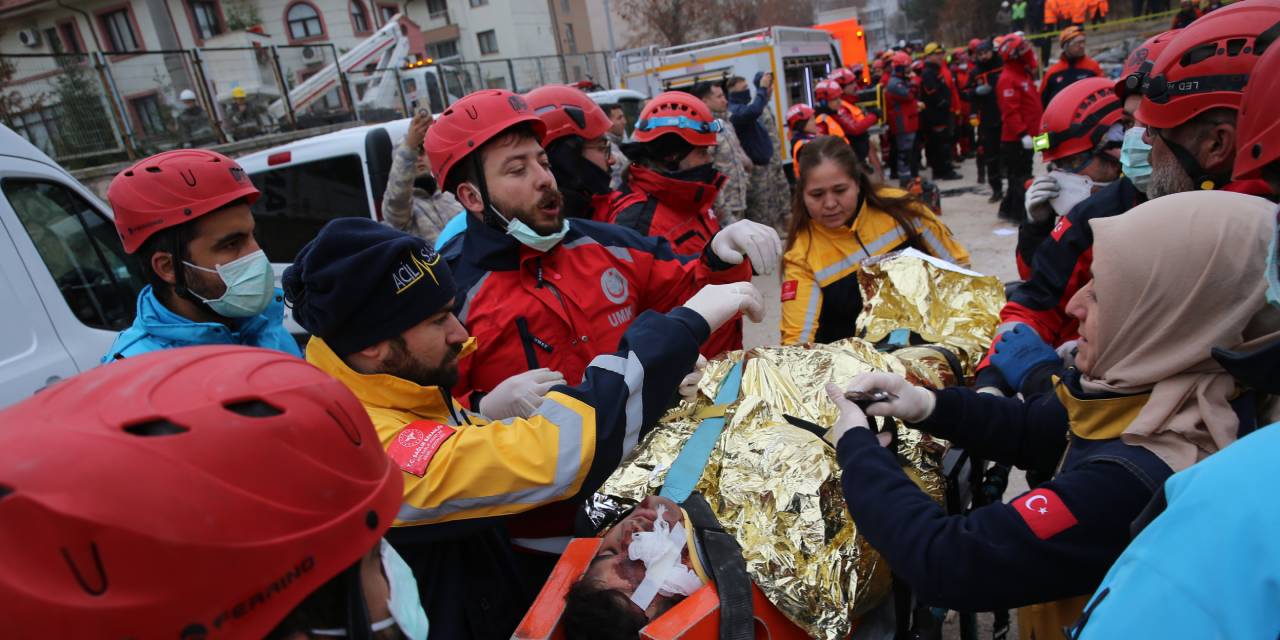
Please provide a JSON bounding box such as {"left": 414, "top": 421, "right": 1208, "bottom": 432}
{"left": 682, "top": 282, "right": 765, "bottom": 332}
{"left": 679, "top": 355, "right": 709, "bottom": 402}
{"left": 1021, "top": 134, "right": 1034, "bottom": 150}
{"left": 1024, "top": 174, "right": 1061, "bottom": 223}
{"left": 478, "top": 368, "right": 567, "bottom": 419}
{"left": 844, "top": 372, "right": 937, "bottom": 423}
{"left": 1056, "top": 339, "right": 1079, "bottom": 368}
{"left": 710, "top": 220, "right": 783, "bottom": 275}
{"left": 824, "top": 382, "right": 871, "bottom": 445}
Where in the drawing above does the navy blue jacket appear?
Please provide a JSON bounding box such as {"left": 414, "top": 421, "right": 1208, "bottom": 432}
{"left": 837, "top": 380, "right": 1170, "bottom": 611}
{"left": 728, "top": 84, "right": 773, "bottom": 165}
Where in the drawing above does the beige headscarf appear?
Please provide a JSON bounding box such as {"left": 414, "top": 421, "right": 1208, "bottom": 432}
{"left": 1083, "top": 190, "right": 1280, "bottom": 471}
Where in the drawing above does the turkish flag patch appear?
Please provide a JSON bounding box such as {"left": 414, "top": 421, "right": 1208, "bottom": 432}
{"left": 385, "top": 421, "right": 456, "bottom": 477}
{"left": 1013, "top": 488, "right": 1078, "bottom": 540}
{"left": 781, "top": 280, "right": 798, "bottom": 302}
{"left": 1051, "top": 215, "right": 1072, "bottom": 241}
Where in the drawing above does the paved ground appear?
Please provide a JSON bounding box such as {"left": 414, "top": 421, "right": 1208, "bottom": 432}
{"left": 740, "top": 154, "right": 1031, "bottom": 639}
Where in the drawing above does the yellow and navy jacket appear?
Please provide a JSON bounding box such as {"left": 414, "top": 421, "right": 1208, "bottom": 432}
{"left": 780, "top": 189, "right": 969, "bottom": 345}
{"left": 306, "top": 306, "right": 708, "bottom": 527}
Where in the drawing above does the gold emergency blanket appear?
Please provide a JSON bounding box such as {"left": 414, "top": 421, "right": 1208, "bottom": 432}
{"left": 856, "top": 249, "right": 1006, "bottom": 377}
{"left": 592, "top": 340, "right": 951, "bottom": 640}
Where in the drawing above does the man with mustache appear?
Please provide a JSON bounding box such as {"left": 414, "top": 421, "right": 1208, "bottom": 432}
{"left": 282, "top": 216, "right": 766, "bottom": 639}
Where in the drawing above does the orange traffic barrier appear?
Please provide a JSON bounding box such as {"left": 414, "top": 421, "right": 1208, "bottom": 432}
{"left": 513, "top": 538, "right": 812, "bottom": 640}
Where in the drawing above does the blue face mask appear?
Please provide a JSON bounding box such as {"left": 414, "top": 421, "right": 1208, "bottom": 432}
{"left": 490, "top": 204, "right": 569, "bottom": 252}
{"left": 1267, "top": 213, "right": 1280, "bottom": 307}
{"left": 1120, "top": 126, "right": 1153, "bottom": 193}
{"left": 310, "top": 540, "right": 429, "bottom": 640}
{"left": 183, "top": 249, "right": 275, "bottom": 318}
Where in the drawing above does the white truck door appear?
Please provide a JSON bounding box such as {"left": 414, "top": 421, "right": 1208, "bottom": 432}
{"left": 0, "top": 186, "right": 80, "bottom": 407}
{"left": 0, "top": 168, "right": 143, "bottom": 378}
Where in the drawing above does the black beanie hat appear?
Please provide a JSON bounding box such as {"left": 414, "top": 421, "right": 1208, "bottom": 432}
{"left": 283, "top": 218, "right": 457, "bottom": 355}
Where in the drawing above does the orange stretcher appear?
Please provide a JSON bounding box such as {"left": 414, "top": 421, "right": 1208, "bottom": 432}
{"left": 513, "top": 538, "right": 811, "bottom": 640}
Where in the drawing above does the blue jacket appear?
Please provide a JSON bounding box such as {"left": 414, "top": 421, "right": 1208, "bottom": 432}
{"left": 102, "top": 285, "right": 302, "bottom": 362}
{"left": 727, "top": 79, "right": 773, "bottom": 165}
{"left": 1073, "top": 423, "right": 1280, "bottom": 639}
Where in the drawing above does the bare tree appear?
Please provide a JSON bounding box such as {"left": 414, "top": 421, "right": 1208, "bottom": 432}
{"left": 616, "top": 0, "right": 715, "bottom": 46}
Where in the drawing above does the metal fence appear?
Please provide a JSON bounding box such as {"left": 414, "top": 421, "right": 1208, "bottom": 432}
{"left": 2, "top": 47, "right": 618, "bottom": 166}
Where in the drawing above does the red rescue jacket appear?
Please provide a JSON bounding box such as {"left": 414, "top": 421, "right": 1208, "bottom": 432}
{"left": 886, "top": 74, "right": 920, "bottom": 135}
{"left": 1039, "top": 56, "right": 1104, "bottom": 108}
{"left": 997, "top": 60, "right": 1043, "bottom": 142}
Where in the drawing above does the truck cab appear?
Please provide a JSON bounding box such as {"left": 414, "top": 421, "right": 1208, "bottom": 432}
{"left": 0, "top": 125, "right": 144, "bottom": 408}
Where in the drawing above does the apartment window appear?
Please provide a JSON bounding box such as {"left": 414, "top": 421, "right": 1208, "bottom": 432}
{"left": 564, "top": 22, "right": 576, "bottom": 53}
{"left": 477, "top": 29, "right": 497, "bottom": 55}
{"left": 99, "top": 8, "right": 141, "bottom": 53}
{"left": 378, "top": 3, "right": 397, "bottom": 22}
{"left": 9, "top": 107, "right": 61, "bottom": 155}
{"left": 58, "top": 22, "right": 84, "bottom": 54}
{"left": 189, "top": 0, "right": 224, "bottom": 40}
{"left": 469, "top": 0, "right": 487, "bottom": 6}
{"left": 427, "top": 38, "right": 458, "bottom": 59}
{"left": 129, "top": 94, "right": 166, "bottom": 135}
{"left": 286, "top": 2, "right": 324, "bottom": 39}
{"left": 560, "top": 0, "right": 570, "bottom": 13}
{"left": 350, "top": 0, "right": 370, "bottom": 32}
{"left": 426, "top": 0, "right": 447, "bottom": 19}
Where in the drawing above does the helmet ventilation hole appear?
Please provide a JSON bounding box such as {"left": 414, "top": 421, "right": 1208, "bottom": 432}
{"left": 224, "top": 399, "right": 284, "bottom": 417}
{"left": 145, "top": 166, "right": 163, "bottom": 173}
{"left": 365, "top": 510, "right": 379, "bottom": 529}
{"left": 123, "top": 419, "right": 189, "bottom": 437}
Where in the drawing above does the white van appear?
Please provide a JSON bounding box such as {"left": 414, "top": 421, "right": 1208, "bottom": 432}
{"left": 0, "top": 125, "right": 145, "bottom": 408}
{"left": 236, "top": 118, "right": 413, "bottom": 331}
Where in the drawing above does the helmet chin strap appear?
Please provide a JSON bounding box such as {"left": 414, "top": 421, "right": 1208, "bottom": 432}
{"left": 1156, "top": 128, "right": 1229, "bottom": 191}
{"left": 469, "top": 153, "right": 513, "bottom": 231}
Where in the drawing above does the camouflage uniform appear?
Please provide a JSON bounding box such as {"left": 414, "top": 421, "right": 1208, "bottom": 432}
{"left": 711, "top": 113, "right": 750, "bottom": 226}
{"left": 607, "top": 131, "right": 630, "bottom": 191}
{"left": 745, "top": 104, "right": 793, "bottom": 230}
{"left": 382, "top": 144, "right": 464, "bottom": 246}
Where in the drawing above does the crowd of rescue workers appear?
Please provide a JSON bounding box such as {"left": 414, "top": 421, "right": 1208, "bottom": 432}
{"left": 6, "top": 0, "right": 1280, "bottom": 638}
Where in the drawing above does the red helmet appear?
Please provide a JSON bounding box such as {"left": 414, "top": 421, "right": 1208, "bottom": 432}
{"left": 968, "top": 37, "right": 982, "bottom": 51}
{"left": 849, "top": 63, "right": 866, "bottom": 78}
{"left": 815, "top": 79, "right": 843, "bottom": 101}
{"left": 108, "top": 149, "right": 260, "bottom": 254}
{"left": 1234, "top": 32, "right": 1280, "bottom": 179}
{"left": 829, "top": 67, "right": 857, "bottom": 87}
{"left": 524, "top": 84, "right": 613, "bottom": 147}
{"left": 1136, "top": 2, "right": 1280, "bottom": 129}
{"left": 1039, "top": 77, "right": 1124, "bottom": 162}
{"left": 632, "top": 91, "right": 720, "bottom": 147}
{"left": 998, "top": 33, "right": 1035, "bottom": 65}
{"left": 1115, "top": 29, "right": 1180, "bottom": 98}
{"left": 872, "top": 58, "right": 886, "bottom": 72}
{"left": 426, "top": 89, "right": 547, "bottom": 189}
{"left": 0, "top": 346, "right": 402, "bottom": 638}
{"left": 891, "top": 51, "right": 912, "bottom": 68}
{"left": 787, "top": 103, "right": 815, "bottom": 128}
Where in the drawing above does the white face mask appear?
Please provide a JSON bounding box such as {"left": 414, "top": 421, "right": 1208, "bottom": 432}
{"left": 182, "top": 249, "right": 275, "bottom": 318}
{"left": 1046, "top": 170, "right": 1096, "bottom": 217}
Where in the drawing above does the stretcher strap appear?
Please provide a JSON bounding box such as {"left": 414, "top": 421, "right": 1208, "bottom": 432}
{"left": 660, "top": 361, "right": 744, "bottom": 503}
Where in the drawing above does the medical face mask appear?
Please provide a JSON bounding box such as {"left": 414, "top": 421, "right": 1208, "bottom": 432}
{"left": 1120, "top": 126, "right": 1153, "bottom": 193}
{"left": 627, "top": 504, "right": 704, "bottom": 611}
{"left": 1267, "top": 212, "right": 1280, "bottom": 307}
{"left": 183, "top": 249, "right": 275, "bottom": 318}
{"left": 1045, "top": 170, "right": 1096, "bottom": 217}
{"left": 311, "top": 540, "right": 429, "bottom": 640}
{"left": 489, "top": 203, "right": 569, "bottom": 252}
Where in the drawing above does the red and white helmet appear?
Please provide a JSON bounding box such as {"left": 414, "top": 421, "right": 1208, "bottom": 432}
{"left": 814, "top": 79, "right": 844, "bottom": 102}
{"left": 632, "top": 91, "right": 721, "bottom": 147}
{"left": 426, "top": 89, "right": 547, "bottom": 189}
{"left": 1136, "top": 1, "right": 1280, "bottom": 129}
{"left": 998, "top": 33, "right": 1036, "bottom": 67}
{"left": 0, "top": 345, "right": 402, "bottom": 638}
{"left": 1038, "top": 77, "right": 1124, "bottom": 162}
{"left": 524, "top": 84, "right": 613, "bottom": 147}
{"left": 787, "top": 103, "right": 816, "bottom": 128}
{"left": 108, "top": 149, "right": 260, "bottom": 254}
{"left": 829, "top": 67, "right": 858, "bottom": 87}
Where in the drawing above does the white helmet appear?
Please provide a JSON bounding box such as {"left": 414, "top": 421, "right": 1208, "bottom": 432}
{"left": 179, "top": 89, "right": 197, "bottom": 101}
